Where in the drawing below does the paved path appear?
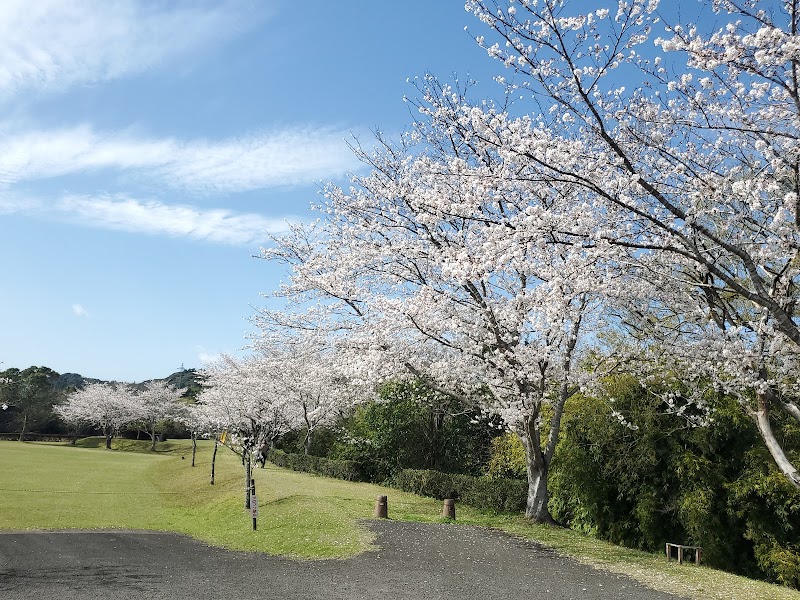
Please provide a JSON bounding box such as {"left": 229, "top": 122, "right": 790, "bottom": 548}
{"left": 0, "top": 521, "right": 685, "bottom": 600}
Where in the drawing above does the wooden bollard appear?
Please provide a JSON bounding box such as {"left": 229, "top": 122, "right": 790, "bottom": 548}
{"left": 442, "top": 498, "right": 456, "bottom": 520}
{"left": 374, "top": 495, "right": 388, "bottom": 519}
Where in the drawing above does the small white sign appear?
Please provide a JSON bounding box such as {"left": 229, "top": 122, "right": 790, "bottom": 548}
{"left": 250, "top": 495, "right": 258, "bottom": 518}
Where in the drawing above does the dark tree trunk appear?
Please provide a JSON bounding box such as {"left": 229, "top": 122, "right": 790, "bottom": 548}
{"left": 191, "top": 433, "right": 197, "bottom": 467}
{"left": 243, "top": 451, "right": 252, "bottom": 509}
{"left": 18, "top": 414, "right": 27, "bottom": 442}
{"left": 210, "top": 438, "right": 218, "bottom": 485}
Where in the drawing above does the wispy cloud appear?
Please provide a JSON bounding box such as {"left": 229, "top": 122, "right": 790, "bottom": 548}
{"left": 57, "top": 194, "right": 295, "bottom": 245}
{"left": 0, "top": 1, "right": 358, "bottom": 246}
{"left": 0, "top": 0, "right": 255, "bottom": 99}
{"left": 72, "top": 304, "right": 89, "bottom": 318}
{"left": 164, "top": 128, "right": 360, "bottom": 192}
{"left": 0, "top": 193, "right": 40, "bottom": 215}
{"left": 197, "top": 352, "right": 222, "bottom": 366}
{"left": 0, "top": 124, "right": 360, "bottom": 192}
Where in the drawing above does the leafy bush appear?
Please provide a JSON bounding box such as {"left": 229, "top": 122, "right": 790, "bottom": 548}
{"left": 267, "top": 449, "right": 367, "bottom": 481}
{"left": 548, "top": 375, "right": 800, "bottom": 587}
{"left": 484, "top": 432, "right": 527, "bottom": 480}
{"left": 393, "top": 468, "right": 527, "bottom": 513}
{"left": 278, "top": 426, "right": 338, "bottom": 457}
{"left": 327, "top": 380, "right": 503, "bottom": 479}
{"left": 754, "top": 541, "right": 800, "bottom": 590}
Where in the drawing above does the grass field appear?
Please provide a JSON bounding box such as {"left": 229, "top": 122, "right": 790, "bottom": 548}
{"left": 1, "top": 438, "right": 798, "bottom": 600}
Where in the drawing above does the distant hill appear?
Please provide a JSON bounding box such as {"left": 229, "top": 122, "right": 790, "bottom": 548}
{"left": 8, "top": 367, "right": 202, "bottom": 399}
{"left": 54, "top": 373, "right": 104, "bottom": 391}
{"left": 163, "top": 369, "right": 202, "bottom": 400}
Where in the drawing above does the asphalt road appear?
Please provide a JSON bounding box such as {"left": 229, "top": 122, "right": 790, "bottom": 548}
{"left": 0, "top": 521, "right": 685, "bottom": 600}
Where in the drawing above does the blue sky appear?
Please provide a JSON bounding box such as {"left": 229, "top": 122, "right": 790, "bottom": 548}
{"left": 0, "top": 0, "right": 503, "bottom": 382}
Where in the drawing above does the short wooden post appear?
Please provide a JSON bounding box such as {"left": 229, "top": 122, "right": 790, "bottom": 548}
{"left": 374, "top": 495, "right": 388, "bottom": 519}
{"left": 442, "top": 498, "right": 455, "bottom": 520}
{"left": 677, "top": 545, "right": 684, "bottom": 564}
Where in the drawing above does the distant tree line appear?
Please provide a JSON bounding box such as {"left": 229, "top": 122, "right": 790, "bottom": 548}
{"left": 0, "top": 365, "right": 200, "bottom": 440}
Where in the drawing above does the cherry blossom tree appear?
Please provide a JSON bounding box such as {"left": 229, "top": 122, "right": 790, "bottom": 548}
{"left": 197, "top": 354, "right": 299, "bottom": 504}
{"left": 260, "top": 121, "right": 629, "bottom": 522}
{"left": 55, "top": 382, "right": 137, "bottom": 449}
{"left": 197, "top": 354, "right": 298, "bottom": 452}
{"left": 180, "top": 401, "right": 224, "bottom": 468}
{"left": 130, "top": 380, "right": 186, "bottom": 451}
{"left": 248, "top": 330, "right": 363, "bottom": 455}
{"left": 257, "top": 0, "right": 800, "bottom": 522}
{"left": 442, "top": 0, "right": 800, "bottom": 487}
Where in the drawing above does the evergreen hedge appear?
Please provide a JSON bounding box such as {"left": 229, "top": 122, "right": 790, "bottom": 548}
{"left": 393, "top": 468, "right": 527, "bottom": 513}
{"left": 268, "top": 450, "right": 526, "bottom": 514}
{"left": 267, "top": 449, "right": 367, "bottom": 481}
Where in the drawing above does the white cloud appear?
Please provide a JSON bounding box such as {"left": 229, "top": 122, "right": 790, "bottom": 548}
{"left": 164, "top": 128, "right": 360, "bottom": 192}
{"left": 0, "top": 193, "right": 40, "bottom": 215}
{"left": 57, "top": 194, "right": 295, "bottom": 245}
{"left": 0, "top": 0, "right": 255, "bottom": 99}
{"left": 0, "top": 124, "right": 360, "bottom": 192}
{"left": 72, "top": 304, "right": 89, "bottom": 318}
{"left": 197, "top": 352, "right": 222, "bottom": 366}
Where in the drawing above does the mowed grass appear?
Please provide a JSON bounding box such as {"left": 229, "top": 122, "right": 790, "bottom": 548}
{"left": 1, "top": 439, "right": 798, "bottom": 600}
{"left": 0, "top": 438, "right": 447, "bottom": 557}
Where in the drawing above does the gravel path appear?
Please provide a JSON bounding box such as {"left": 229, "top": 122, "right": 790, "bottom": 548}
{"left": 0, "top": 521, "right": 686, "bottom": 600}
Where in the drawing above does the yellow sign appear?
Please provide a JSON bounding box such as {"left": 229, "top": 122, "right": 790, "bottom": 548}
{"left": 220, "top": 430, "right": 227, "bottom": 444}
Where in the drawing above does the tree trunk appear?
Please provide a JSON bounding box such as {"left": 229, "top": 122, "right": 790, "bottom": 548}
{"left": 105, "top": 434, "right": 112, "bottom": 449}
{"left": 18, "top": 413, "right": 27, "bottom": 442}
{"left": 519, "top": 414, "right": 557, "bottom": 524}
{"left": 191, "top": 432, "right": 197, "bottom": 467}
{"left": 428, "top": 410, "right": 445, "bottom": 470}
{"left": 754, "top": 392, "right": 800, "bottom": 488}
{"left": 302, "top": 404, "right": 312, "bottom": 455}
{"left": 524, "top": 462, "right": 555, "bottom": 523}
{"left": 151, "top": 429, "right": 157, "bottom": 451}
{"left": 210, "top": 438, "right": 218, "bottom": 485}
{"left": 780, "top": 399, "right": 800, "bottom": 424}
{"left": 243, "top": 451, "right": 252, "bottom": 509}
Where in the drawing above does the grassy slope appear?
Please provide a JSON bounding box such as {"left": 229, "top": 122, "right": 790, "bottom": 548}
{"left": 0, "top": 439, "right": 797, "bottom": 600}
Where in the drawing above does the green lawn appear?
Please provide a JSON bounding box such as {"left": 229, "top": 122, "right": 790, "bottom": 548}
{"left": 0, "top": 439, "right": 797, "bottom": 600}
{"left": 0, "top": 438, "right": 444, "bottom": 556}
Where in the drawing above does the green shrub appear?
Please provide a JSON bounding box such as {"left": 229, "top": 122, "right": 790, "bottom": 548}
{"left": 393, "top": 468, "right": 527, "bottom": 513}
{"left": 549, "top": 375, "right": 800, "bottom": 587}
{"left": 327, "top": 380, "right": 503, "bottom": 478}
{"left": 484, "top": 432, "right": 527, "bottom": 480}
{"left": 754, "top": 541, "right": 800, "bottom": 590}
{"left": 267, "top": 449, "right": 367, "bottom": 482}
